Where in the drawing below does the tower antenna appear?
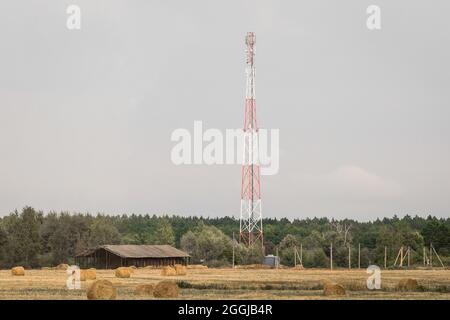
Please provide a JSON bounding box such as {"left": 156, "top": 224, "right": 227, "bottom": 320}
{"left": 239, "top": 32, "right": 263, "bottom": 248}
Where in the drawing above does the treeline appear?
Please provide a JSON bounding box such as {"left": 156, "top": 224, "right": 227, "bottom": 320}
{"left": 0, "top": 207, "right": 449, "bottom": 268}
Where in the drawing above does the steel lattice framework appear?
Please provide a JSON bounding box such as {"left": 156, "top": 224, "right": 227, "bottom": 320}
{"left": 239, "top": 32, "right": 263, "bottom": 248}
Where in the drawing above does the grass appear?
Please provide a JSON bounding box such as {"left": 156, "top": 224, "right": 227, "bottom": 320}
{"left": 0, "top": 268, "right": 449, "bottom": 300}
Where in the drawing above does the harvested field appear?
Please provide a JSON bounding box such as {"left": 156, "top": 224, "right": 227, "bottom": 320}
{"left": 0, "top": 268, "right": 448, "bottom": 300}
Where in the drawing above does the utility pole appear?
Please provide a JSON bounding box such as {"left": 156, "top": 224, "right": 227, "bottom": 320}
{"left": 294, "top": 246, "right": 297, "bottom": 267}
{"left": 407, "top": 246, "right": 410, "bottom": 268}
{"left": 399, "top": 246, "right": 404, "bottom": 267}
{"left": 348, "top": 246, "right": 351, "bottom": 269}
{"left": 384, "top": 246, "right": 387, "bottom": 269}
{"left": 430, "top": 243, "right": 433, "bottom": 268}
{"left": 358, "top": 243, "right": 361, "bottom": 269}
{"left": 300, "top": 243, "right": 303, "bottom": 266}
{"left": 330, "top": 243, "right": 333, "bottom": 270}
{"left": 423, "top": 247, "right": 426, "bottom": 266}
{"left": 276, "top": 247, "right": 279, "bottom": 269}
{"left": 232, "top": 232, "right": 235, "bottom": 268}
{"left": 431, "top": 244, "right": 445, "bottom": 268}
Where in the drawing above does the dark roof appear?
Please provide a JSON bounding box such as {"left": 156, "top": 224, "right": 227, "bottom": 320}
{"left": 75, "top": 245, "right": 190, "bottom": 258}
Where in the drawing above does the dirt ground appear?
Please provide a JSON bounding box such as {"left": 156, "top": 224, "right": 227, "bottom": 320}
{"left": 0, "top": 268, "right": 449, "bottom": 300}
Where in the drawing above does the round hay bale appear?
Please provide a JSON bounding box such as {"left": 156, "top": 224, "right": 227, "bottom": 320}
{"left": 153, "top": 281, "right": 179, "bottom": 298}
{"left": 323, "top": 283, "right": 346, "bottom": 296}
{"left": 174, "top": 264, "right": 187, "bottom": 276}
{"left": 397, "top": 278, "right": 419, "bottom": 291}
{"left": 80, "top": 268, "right": 96, "bottom": 281}
{"left": 115, "top": 267, "right": 131, "bottom": 278}
{"left": 55, "top": 263, "right": 69, "bottom": 270}
{"left": 87, "top": 280, "right": 117, "bottom": 300}
{"left": 135, "top": 284, "right": 154, "bottom": 296}
{"left": 11, "top": 266, "right": 25, "bottom": 276}
{"left": 161, "top": 266, "right": 177, "bottom": 276}
{"left": 292, "top": 265, "right": 305, "bottom": 270}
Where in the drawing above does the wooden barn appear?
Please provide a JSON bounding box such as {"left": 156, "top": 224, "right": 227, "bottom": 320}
{"left": 74, "top": 245, "right": 190, "bottom": 269}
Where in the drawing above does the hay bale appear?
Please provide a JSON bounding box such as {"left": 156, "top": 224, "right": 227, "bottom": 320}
{"left": 153, "top": 281, "right": 179, "bottom": 298}
{"left": 80, "top": 268, "right": 96, "bottom": 281}
{"left": 55, "top": 263, "right": 69, "bottom": 270}
{"left": 323, "top": 283, "right": 346, "bottom": 296}
{"left": 86, "top": 280, "right": 117, "bottom": 300}
{"left": 238, "top": 264, "right": 272, "bottom": 269}
{"left": 174, "top": 264, "right": 187, "bottom": 275}
{"left": 397, "top": 278, "right": 419, "bottom": 291}
{"left": 41, "top": 267, "right": 53, "bottom": 270}
{"left": 161, "top": 266, "right": 177, "bottom": 276}
{"left": 11, "top": 266, "right": 25, "bottom": 276}
{"left": 187, "top": 264, "right": 208, "bottom": 269}
{"left": 115, "top": 267, "right": 132, "bottom": 278}
{"left": 135, "top": 284, "right": 154, "bottom": 296}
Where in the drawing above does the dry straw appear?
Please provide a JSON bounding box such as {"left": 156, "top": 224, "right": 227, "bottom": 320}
{"left": 11, "top": 266, "right": 25, "bottom": 276}
{"left": 153, "top": 281, "right": 179, "bottom": 298}
{"left": 397, "top": 278, "right": 419, "bottom": 291}
{"left": 161, "top": 266, "right": 177, "bottom": 276}
{"left": 80, "top": 268, "right": 96, "bottom": 281}
{"left": 187, "top": 264, "right": 208, "bottom": 269}
{"left": 87, "top": 280, "right": 117, "bottom": 300}
{"left": 115, "top": 267, "right": 132, "bottom": 278}
{"left": 174, "top": 264, "right": 187, "bottom": 275}
{"left": 134, "top": 284, "right": 154, "bottom": 296}
{"left": 55, "top": 263, "right": 69, "bottom": 270}
{"left": 323, "top": 282, "right": 346, "bottom": 296}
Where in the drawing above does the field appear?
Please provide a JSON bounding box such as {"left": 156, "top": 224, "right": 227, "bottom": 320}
{"left": 0, "top": 268, "right": 449, "bottom": 300}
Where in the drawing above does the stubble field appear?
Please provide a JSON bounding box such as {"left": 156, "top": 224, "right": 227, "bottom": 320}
{"left": 0, "top": 268, "right": 449, "bottom": 300}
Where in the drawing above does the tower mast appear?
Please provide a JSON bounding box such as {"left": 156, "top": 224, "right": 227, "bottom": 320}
{"left": 239, "top": 32, "right": 263, "bottom": 248}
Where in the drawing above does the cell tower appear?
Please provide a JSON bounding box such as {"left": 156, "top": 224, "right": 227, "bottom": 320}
{"left": 239, "top": 32, "right": 263, "bottom": 248}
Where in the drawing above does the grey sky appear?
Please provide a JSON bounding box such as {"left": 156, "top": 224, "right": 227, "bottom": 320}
{"left": 0, "top": 1, "right": 449, "bottom": 220}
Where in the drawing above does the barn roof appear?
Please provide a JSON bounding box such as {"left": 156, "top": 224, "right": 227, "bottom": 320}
{"left": 76, "top": 245, "right": 190, "bottom": 258}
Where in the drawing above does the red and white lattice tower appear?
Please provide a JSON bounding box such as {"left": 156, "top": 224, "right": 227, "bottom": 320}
{"left": 239, "top": 32, "right": 263, "bottom": 248}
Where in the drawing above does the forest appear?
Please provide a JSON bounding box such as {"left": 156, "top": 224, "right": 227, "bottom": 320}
{"left": 0, "top": 207, "right": 448, "bottom": 268}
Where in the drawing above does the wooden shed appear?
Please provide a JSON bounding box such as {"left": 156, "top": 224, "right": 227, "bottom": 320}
{"left": 74, "top": 245, "right": 190, "bottom": 269}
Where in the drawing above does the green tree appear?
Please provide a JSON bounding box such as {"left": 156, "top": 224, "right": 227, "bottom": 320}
{"left": 3, "top": 207, "right": 43, "bottom": 267}
{"left": 152, "top": 218, "right": 176, "bottom": 246}
{"left": 278, "top": 234, "right": 300, "bottom": 266}
{"left": 88, "top": 220, "right": 121, "bottom": 247}
{"left": 180, "top": 224, "right": 232, "bottom": 266}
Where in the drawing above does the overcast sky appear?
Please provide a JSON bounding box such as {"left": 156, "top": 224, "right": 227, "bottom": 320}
{"left": 0, "top": 1, "right": 449, "bottom": 220}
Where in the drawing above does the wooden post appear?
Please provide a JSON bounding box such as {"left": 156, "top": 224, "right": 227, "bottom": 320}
{"left": 423, "top": 247, "right": 426, "bottom": 266}
{"left": 294, "top": 246, "right": 297, "bottom": 267}
{"left": 384, "top": 246, "right": 387, "bottom": 269}
{"left": 300, "top": 243, "right": 303, "bottom": 266}
{"left": 399, "top": 246, "right": 404, "bottom": 267}
{"left": 432, "top": 244, "right": 445, "bottom": 268}
{"left": 276, "top": 247, "right": 279, "bottom": 269}
{"left": 393, "top": 247, "right": 401, "bottom": 267}
{"left": 430, "top": 243, "right": 433, "bottom": 268}
{"left": 232, "top": 232, "right": 235, "bottom": 269}
{"left": 407, "top": 246, "right": 410, "bottom": 267}
{"left": 358, "top": 243, "right": 361, "bottom": 269}
{"left": 348, "top": 246, "right": 351, "bottom": 269}
{"left": 330, "top": 243, "right": 333, "bottom": 270}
